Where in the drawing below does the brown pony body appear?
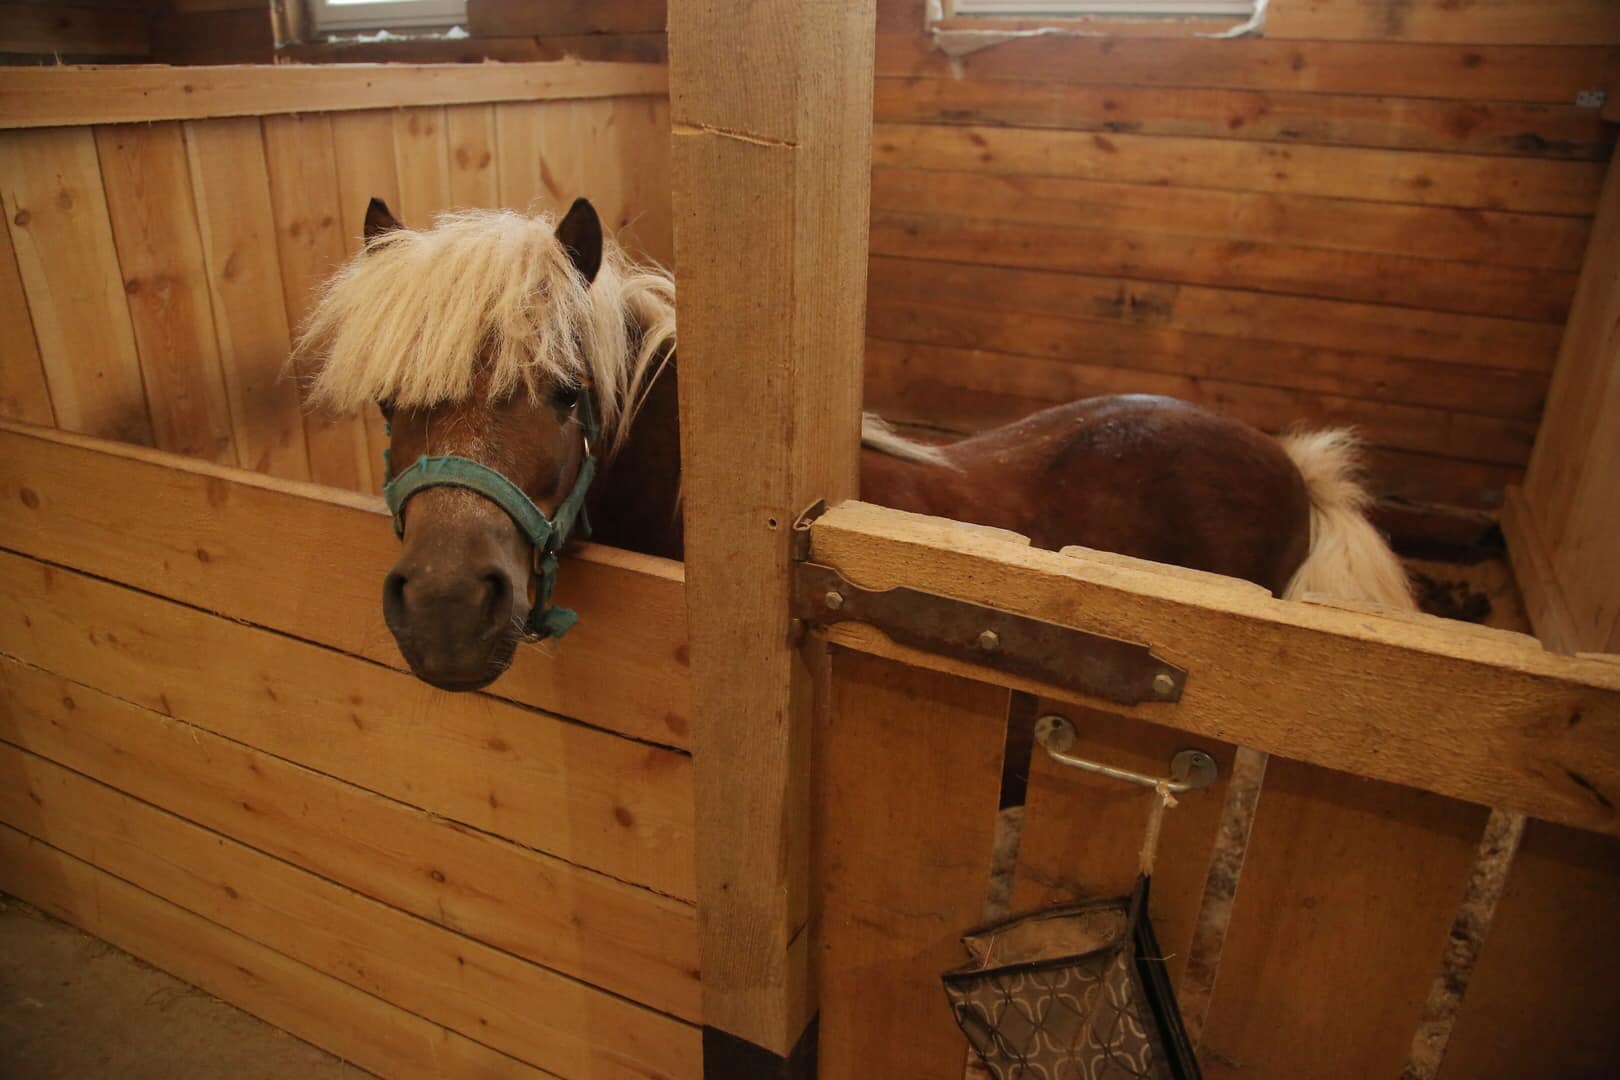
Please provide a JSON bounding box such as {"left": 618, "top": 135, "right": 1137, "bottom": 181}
{"left": 299, "top": 201, "right": 1406, "bottom": 691}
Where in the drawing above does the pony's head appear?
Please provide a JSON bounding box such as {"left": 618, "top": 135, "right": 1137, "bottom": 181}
{"left": 298, "top": 199, "right": 675, "bottom": 690}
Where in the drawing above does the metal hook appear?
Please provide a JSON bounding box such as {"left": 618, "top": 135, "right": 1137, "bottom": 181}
{"left": 1033, "top": 714, "right": 1218, "bottom": 794}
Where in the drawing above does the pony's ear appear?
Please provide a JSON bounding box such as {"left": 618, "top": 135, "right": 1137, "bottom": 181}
{"left": 555, "top": 197, "right": 603, "bottom": 284}
{"left": 363, "top": 197, "right": 403, "bottom": 242}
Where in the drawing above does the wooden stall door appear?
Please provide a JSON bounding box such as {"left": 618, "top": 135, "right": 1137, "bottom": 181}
{"left": 810, "top": 501, "right": 1620, "bottom": 1078}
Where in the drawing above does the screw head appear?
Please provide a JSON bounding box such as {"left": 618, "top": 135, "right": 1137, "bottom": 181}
{"left": 824, "top": 591, "right": 844, "bottom": 610}
{"left": 1152, "top": 672, "right": 1176, "bottom": 697}
{"left": 977, "top": 630, "right": 1000, "bottom": 651}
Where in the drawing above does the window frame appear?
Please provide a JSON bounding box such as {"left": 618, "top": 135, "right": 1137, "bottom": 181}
{"left": 308, "top": 0, "right": 468, "bottom": 35}
{"left": 950, "top": 1, "right": 1254, "bottom": 15}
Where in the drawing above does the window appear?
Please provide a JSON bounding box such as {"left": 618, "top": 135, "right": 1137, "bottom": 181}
{"left": 952, "top": 1, "right": 1254, "bottom": 14}
{"left": 309, "top": 0, "right": 467, "bottom": 35}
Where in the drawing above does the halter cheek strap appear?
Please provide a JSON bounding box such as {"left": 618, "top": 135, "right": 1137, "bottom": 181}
{"left": 381, "top": 389, "right": 600, "bottom": 641}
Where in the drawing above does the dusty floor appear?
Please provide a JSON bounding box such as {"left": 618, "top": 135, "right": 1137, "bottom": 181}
{"left": 0, "top": 893, "right": 367, "bottom": 1079}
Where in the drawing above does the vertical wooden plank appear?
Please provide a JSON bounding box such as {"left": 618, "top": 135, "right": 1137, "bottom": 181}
{"left": 330, "top": 108, "right": 402, "bottom": 496}
{"left": 95, "top": 122, "right": 236, "bottom": 464}
{"left": 494, "top": 100, "right": 576, "bottom": 217}
{"left": 261, "top": 113, "right": 371, "bottom": 492}
{"left": 817, "top": 651, "right": 1008, "bottom": 1079}
{"left": 0, "top": 203, "right": 52, "bottom": 425}
{"left": 183, "top": 117, "right": 311, "bottom": 481}
{"left": 1435, "top": 821, "right": 1620, "bottom": 1077}
{"left": 575, "top": 96, "right": 627, "bottom": 244}
{"left": 1197, "top": 762, "right": 1487, "bottom": 1078}
{"left": 670, "top": 0, "right": 877, "bottom": 1064}
{"left": 391, "top": 105, "right": 451, "bottom": 227}
{"left": 1010, "top": 705, "right": 1238, "bottom": 989}
{"left": 445, "top": 103, "right": 499, "bottom": 209}
{"left": 613, "top": 95, "right": 675, "bottom": 268}
{"left": 0, "top": 128, "right": 150, "bottom": 444}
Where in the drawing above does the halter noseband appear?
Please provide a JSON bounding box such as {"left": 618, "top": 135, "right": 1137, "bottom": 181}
{"left": 380, "top": 388, "right": 600, "bottom": 641}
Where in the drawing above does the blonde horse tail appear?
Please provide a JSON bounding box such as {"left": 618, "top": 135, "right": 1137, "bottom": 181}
{"left": 1279, "top": 430, "right": 1416, "bottom": 611}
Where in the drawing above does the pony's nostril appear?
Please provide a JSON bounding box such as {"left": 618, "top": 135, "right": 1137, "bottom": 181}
{"left": 383, "top": 570, "right": 409, "bottom": 620}
{"left": 480, "top": 569, "right": 511, "bottom": 626}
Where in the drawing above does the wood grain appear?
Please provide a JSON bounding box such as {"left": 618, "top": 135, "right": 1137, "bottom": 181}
{"left": 0, "top": 2, "right": 149, "bottom": 57}
{"left": 816, "top": 651, "right": 1009, "bottom": 1079}
{"left": 669, "top": 0, "right": 876, "bottom": 1053}
{"left": 0, "top": 422, "right": 694, "bottom": 751}
{"left": 807, "top": 501, "right": 1620, "bottom": 836}
{"left": 0, "top": 204, "right": 52, "bottom": 425}
{"left": 261, "top": 112, "right": 372, "bottom": 491}
{"left": 446, "top": 104, "right": 500, "bottom": 210}
{"left": 183, "top": 117, "right": 311, "bottom": 480}
{"left": 1267, "top": 0, "right": 1620, "bottom": 46}
{"left": 0, "top": 654, "right": 700, "bottom": 1020}
{"left": 0, "top": 61, "right": 669, "bottom": 130}
{"left": 494, "top": 100, "right": 576, "bottom": 217}
{"left": 0, "top": 827, "right": 557, "bottom": 1080}
{"left": 0, "top": 747, "right": 699, "bottom": 1078}
{"left": 0, "top": 127, "right": 150, "bottom": 443}
{"left": 392, "top": 106, "right": 452, "bottom": 227}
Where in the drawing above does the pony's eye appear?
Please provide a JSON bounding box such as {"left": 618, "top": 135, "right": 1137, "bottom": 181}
{"left": 550, "top": 383, "right": 581, "bottom": 410}
{"left": 377, "top": 398, "right": 396, "bottom": 420}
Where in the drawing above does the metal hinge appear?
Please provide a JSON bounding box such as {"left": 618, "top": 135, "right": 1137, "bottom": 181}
{"left": 791, "top": 559, "right": 1186, "bottom": 708}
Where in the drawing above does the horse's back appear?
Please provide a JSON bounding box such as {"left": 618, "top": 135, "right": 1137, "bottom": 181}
{"left": 866, "top": 395, "right": 1312, "bottom": 595}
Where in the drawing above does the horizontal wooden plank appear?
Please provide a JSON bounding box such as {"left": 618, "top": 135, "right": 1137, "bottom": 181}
{"left": 0, "top": 546, "right": 695, "bottom": 900}
{"left": 0, "top": 827, "right": 555, "bottom": 1080}
{"left": 0, "top": 3, "right": 149, "bottom": 56}
{"left": 868, "top": 254, "right": 1561, "bottom": 373}
{"left": 0, "top": 748, "right": 699, "bottom": 1077}
{"left": 871, "top": 166, "right": 1592, "bottom": 273}
{"left": 0, "top": 654, "right": 699, "bottom": 1018}
{"left": 873, "top": 122, "right": 1604, "bottom": 215}
{"left": 0, "top": 60, "right": 668, "bottom": 130}
{"left": 871, "top": 209, "right": 1577, "bottom": 323}
{"left": 874, "top": 32, "right": 1620, "bottom": 105}
{"left": 0, "top": 421, "right": 693, "bottom": 750}
{"left": 468, "top": 0, "right": 666, "bottom": 36}
{"left": 806, "top": 501, "right": 1620, "bottom": 835}
{"left": 278, "top": 33, "right": 669, "bottom": 66}
{"left": 873, "top": 77, "right": 1613, "bottom": 160}
{"left": 1267, "top": 0, "right": 1620, "bottom": 46}
{"left": 862, "top": 333, "right": 1535, "bottom": 465}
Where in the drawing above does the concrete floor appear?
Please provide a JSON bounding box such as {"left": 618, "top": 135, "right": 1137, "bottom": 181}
{"left": 0, "top": 893, "right": 368, "bottom": 1079}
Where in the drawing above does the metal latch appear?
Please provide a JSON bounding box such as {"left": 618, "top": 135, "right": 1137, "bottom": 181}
{"left": 791, "top": 561, "right": 1187, "bottom": 708}
{"left": 1035, "top": 714, "right": 1217, "bottom": 792}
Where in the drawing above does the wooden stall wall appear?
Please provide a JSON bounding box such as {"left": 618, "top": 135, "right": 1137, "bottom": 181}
{"left": 0, "top": 1, "right": 154, "bottom": 63}
{"left": 0, "top": 422, "right": 700, "bottom": 1078}
{"left": 865, "top": 0, "right": 1620, "bottom": 510}
{"left": 0, "top": 65, "right": 673, "bottom": 495}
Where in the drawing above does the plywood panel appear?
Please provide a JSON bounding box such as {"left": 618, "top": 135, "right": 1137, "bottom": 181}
{"left": 0, "top": 827, "right": 556, "bottom": 1080}
{"left": 0, "top": 422, "right": 694, "bottom": 752}
{"left": 0, "top": 653, "right": 699, "bottom": 1020}
{"left": 183, "top": 117, "right": 311, "bottom": 480}
{"left": 817, "top": 651, "right": 1009, "bottom": 1079}
{"left": 0, "top": 546, "right": 695, "bottom": 900}
{"left": 0, "top": 207, "right": 51, "bottom": 425}
{"left": 0, "top": 748, "right": 699, "bottom": 1078}
{"left": 0, "top": 127, "right": 150, "bottom": 443}
{"left": 261, "top": 112, "right": 372, "bottom": 491}
{"left": 446, "top": 103, "right": 500, "bottom": 209}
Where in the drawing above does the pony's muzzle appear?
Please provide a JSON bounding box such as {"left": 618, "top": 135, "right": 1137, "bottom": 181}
{"left": 382, "top": 556, "right": 524, "bottom": 691}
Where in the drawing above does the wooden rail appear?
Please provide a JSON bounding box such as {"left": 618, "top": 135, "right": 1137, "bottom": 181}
{"left": 0, "top": 60, "right": 668, "bottom": 130}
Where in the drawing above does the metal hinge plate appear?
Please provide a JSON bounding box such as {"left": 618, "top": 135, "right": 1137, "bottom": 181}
{"left": 792, "top": 561, "right": 1186, "bottom": 707}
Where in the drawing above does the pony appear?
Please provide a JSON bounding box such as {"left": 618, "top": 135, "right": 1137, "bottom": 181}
{"left": 297, "top": 199, "right": 1413, "bottom": 692}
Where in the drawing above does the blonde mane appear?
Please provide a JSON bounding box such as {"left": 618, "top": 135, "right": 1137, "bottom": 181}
{"left": 297, "top": 208, "right": 676, "bottom": 454}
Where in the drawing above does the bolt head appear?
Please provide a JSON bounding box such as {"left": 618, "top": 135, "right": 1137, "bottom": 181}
{"left": 977, "top": 629, "right": 1000, "bottom": 651}
{"left": 1152, "top": 672, "right": 1176, "bottom": 697}
{"left": 824, "top": 590, "right": 844, "bottom": 610}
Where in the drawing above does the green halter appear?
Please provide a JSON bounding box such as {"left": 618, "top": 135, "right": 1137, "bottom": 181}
{"left": 381, "top": 388, "right": 599, "bottom": 641}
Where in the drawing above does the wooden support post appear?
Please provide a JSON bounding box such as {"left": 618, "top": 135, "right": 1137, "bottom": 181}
{"left": 668, "top": 1, "right": 877, "bottom": 1073}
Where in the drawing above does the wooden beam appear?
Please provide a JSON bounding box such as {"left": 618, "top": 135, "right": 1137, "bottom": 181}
{"left": 805, "top": 501, "right": 1620, "bottom": 837}
{"left": 0, "top": 61, "right": 668, "bottom": 131}
{"left": 668, "top": 0, "right": 876, "bottom": 1063}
